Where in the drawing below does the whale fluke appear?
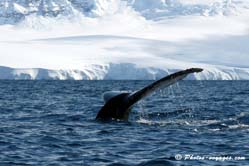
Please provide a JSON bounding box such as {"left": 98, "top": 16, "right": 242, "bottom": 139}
{"left": 96, "top": 68, "right": 203, "bottom": 121}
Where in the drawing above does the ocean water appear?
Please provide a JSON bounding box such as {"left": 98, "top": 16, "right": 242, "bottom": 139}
{"left": 0, "top": 81, "right": 248, "bottom": 166}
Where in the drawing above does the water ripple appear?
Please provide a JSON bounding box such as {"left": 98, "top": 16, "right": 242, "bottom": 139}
{"left": 0, "top": 81, "right": 248, "bottom": 165}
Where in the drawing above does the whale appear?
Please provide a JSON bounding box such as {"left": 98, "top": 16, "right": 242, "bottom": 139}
{"left": 96, "top": 68, "right": 203, "bottom": 121}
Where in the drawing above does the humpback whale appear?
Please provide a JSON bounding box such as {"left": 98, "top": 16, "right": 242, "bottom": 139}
{"left": 96, "top": 68, "right": 203, "bottom": 121}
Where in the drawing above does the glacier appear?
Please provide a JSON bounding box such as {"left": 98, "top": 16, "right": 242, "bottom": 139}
{"left": 1, "top": 63, "right": 249, "bottom": 80}
{"left": 0, "top": 0, "right": 249, "bottom": 80}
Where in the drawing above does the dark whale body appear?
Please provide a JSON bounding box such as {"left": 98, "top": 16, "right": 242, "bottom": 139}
{"left": 96, "top": 68, "right": 203, "bottom": 121}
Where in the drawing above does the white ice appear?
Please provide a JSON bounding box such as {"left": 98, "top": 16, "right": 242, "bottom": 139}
{"left": 0, "top": 0, "right": 249, "bottom": 80}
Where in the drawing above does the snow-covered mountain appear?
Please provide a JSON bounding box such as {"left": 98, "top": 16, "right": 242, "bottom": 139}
{"left": 0, "top": 0, "right": 121, "bottom": 24}
{"left": 0, "top": 0, "right": 249, "bottom": 80}
{"left": 1, "top": 0, "right": 248, "bottom": 24}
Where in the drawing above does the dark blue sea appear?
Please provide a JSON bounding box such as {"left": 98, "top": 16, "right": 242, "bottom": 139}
{"left": 0, "top": 81, "right": 249, "bottom": 166}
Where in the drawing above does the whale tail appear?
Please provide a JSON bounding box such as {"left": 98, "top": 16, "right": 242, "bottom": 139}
{"left": 127, "top": 68, "right": 203, "bottom": 107}
{"left": 96, "top": 68, "right": 203, "bottom": 121}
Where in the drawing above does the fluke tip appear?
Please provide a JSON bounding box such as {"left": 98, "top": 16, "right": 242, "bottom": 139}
{"left": 187, "top": 68, "right": 203, "bottom": 73}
